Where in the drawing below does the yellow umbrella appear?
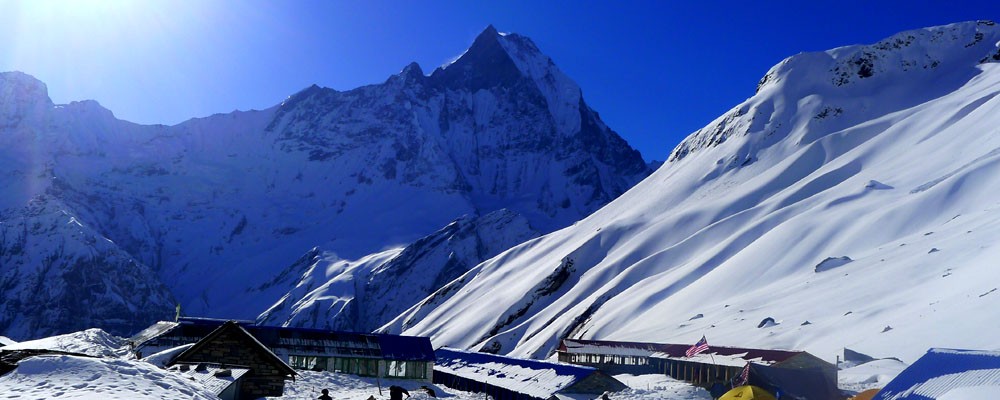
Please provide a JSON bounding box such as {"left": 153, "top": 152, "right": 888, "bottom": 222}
{"left": 719, "top": 385, "right": 777, "bottom": 400}
{"left": 850, "top": 388, "right": 881, "bottom": 400}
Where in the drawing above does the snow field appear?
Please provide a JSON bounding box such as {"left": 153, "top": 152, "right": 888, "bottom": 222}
{"left": 837, "top": 358, "right": 909, "bottom": 393}
{"left": 386, "top": 21, "right": 1000, "bottom": 366}
{"left": 0, "top": 355, "right": 217, "bottom": 399}
{"left": 269, "top": 370, "right": 474, "bottom": 400}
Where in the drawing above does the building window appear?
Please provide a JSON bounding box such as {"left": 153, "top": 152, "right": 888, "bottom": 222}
{"left": 329, "top": 357, "right": 379, "bottom": 377}
{"left": 289, "top": 355, "right": 318, "bottom": 369}
{"left": 387, "top": 360, "right": 427, "bottom": 379}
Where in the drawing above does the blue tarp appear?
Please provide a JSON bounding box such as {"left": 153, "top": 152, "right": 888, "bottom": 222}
{"left": 875, "top": 348, "right": 1000, "bottom": 400}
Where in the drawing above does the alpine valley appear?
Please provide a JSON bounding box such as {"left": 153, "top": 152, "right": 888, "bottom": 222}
{"left": 0, "top": 26, "right": 650, "bottom": 340}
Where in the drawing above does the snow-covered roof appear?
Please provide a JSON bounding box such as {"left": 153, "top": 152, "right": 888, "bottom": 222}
{"left": 1, "top": 328, "right": 126, "bottom": 358}
{"left": 434, "top": 347, "right": 598, "bottom": 399}
{"left": 167, "top": 363, "right": 250, "bottom": 396}
{"left": 128, "top": 321, "right": 179, "bottom": 345}
{"left": 561, "top": 339, "right": 803, "bottom": 367}
{"left": 875, "top": 348, "right": 1000, "bottom": 400}
{"left": 142, "top": 343, "right": 194, "bottom": 368}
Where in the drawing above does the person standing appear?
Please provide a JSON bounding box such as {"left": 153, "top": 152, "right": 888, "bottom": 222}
{"left": 318, "top": 388, "right": 333, "bottom": 400}
{"left": 389, "top": 385, "right": 410, "bottom": 400}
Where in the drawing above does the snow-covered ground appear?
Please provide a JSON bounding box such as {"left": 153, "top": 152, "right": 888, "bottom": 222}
{"left": 606, "top": 374, "right": 712, "bottom": 400}
{"left": 0, "top": 355, "right": 711, "bottom": 400}
{"left": 274, "top": 371, "right": 711, "bottom": 400}
{"left": 270, "top": 371, "right": 474, "bottom": 400}
{"left": 1, "top": 329, "right": 127, "bottom": 358}
{"left": 0, "top": 355, "right": 217, "bottom": 399}
{"left": 838, "top": 358, "right": 909, "bottom": 392}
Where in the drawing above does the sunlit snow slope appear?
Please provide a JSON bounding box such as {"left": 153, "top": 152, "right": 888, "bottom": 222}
{"left": 384, "top": 21, "right": 1000, "bottom": 364}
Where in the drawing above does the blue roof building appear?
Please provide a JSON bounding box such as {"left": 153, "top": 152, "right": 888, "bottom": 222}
{"left": 874, "top": 348, "right": 1000, "bottom": 400}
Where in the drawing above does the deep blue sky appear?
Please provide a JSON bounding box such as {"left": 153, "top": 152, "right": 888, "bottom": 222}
{"left": 2, "top": 0, "right": 998, "bottom": 160}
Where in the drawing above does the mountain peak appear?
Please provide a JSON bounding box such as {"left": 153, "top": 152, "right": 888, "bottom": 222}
{"left": 754, "top": 20, "right": 1000, "bottom": 94}
{"left": 0, "top": 71, "right": 50, "bottom": 100}
{"left": 278, "top": 84, "right": 330, "bottom": 108}
{"left": 672, "top": 20, "right": 1000, "bottom": 163}
{"left": 0, "top": 71, "right": 46, "bottom": 88}
{"left": 0, "top": 71, "right": 54, "bottom": 124}
{"left": 480, "top": 24, "right": 500, "bottom": 38}
{"left": 430, "top": 25, "right": 523, "bottom": 91}
{"left": 400, "top": 61, "right": 425, "bottom": 79}
{"left": 465, "top": 24, "right": 507, "bottom": 60}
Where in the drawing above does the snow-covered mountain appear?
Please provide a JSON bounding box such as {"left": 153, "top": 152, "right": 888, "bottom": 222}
{"left": 383, "top": 21, "right": 1000, "bottom": 364}
{"left": 0, "top": 26, "right": 650, "bottom": 340}
{"left": 0, "top": 197, "right": 174, "bottom": 339}
{"left": 255, "top": 209, "right": 539, "bottom": 331}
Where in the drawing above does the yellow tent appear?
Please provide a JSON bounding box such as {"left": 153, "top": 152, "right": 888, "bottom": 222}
{"left": 850, "top": 388, "right": 881, "bottom": 400}
{"left": 719, "top": 385, "right": 777, "bottom": 400}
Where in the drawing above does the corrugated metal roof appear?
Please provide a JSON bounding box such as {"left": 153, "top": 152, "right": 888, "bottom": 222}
{"left": 561, "top": 339, "right": 802, "bottom": 365}
{"left": 435, "top": 347, "right": 596, "bottom": 399}
{"left": 875, "top": 348, "right": 1000, "bottom": 400}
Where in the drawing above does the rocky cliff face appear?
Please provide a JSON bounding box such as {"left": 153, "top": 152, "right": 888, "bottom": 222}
{"left": 266, "top": 26, "right": 648, "bottom": 233}
{"left": 0, "top": 26, "right": 649, "bottom": 340}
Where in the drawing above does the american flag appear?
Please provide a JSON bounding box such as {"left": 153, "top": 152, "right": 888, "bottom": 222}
{"left": 736, "top": 362, "right": 751, "bottom": 386}
{"left": 685, "top": 335, "right": 709, "bottom": 357}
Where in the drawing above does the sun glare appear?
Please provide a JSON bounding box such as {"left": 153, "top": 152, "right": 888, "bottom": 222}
{"left": 13, "top": 0, "right": 152, "bottom": 34}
